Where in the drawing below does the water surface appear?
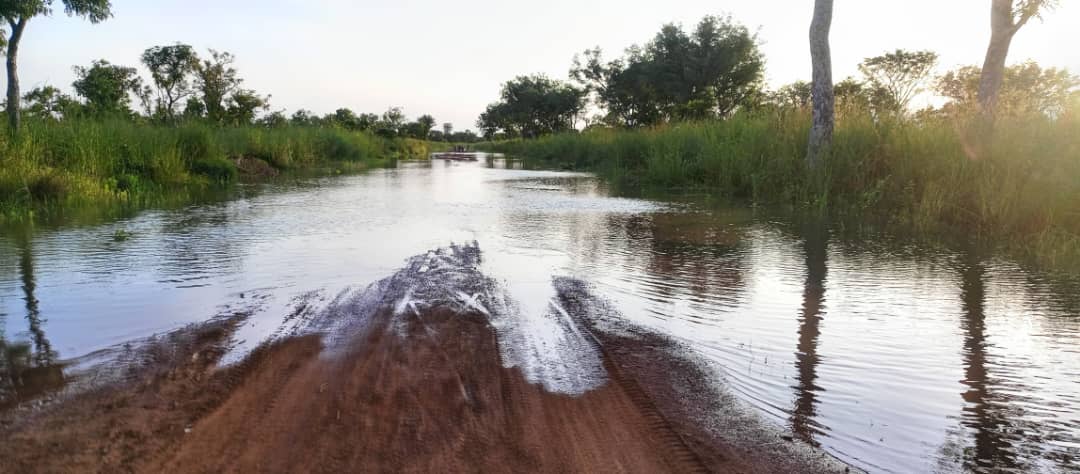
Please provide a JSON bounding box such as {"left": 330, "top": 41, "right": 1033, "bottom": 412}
{"left": 1, "top": 159, "right": 1077, "bottom": 473}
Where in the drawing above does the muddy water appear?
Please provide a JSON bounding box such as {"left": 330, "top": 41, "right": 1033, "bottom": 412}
{"left": 1, "top": 158, "right": 1078, "bottom": 473}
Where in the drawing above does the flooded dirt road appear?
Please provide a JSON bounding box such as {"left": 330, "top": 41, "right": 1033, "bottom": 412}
{"left": 2, "top": 158, "right": 1078, "bottom": 472}
{"left": 0, "top": 244, "right": 842, "bottom": 473}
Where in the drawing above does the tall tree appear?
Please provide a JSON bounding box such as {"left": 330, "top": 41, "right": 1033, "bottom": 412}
{"left": 0, "top": 0, "right": 113, "bottom": 132}
{"left": 858, "top": 49, "right": 938, "bottom": 115}
{"left": 194, "top": 49, "right": 240, "bottom": 124}
{"left": 978, "top": 0, "right": 1056, "bottom": 117}
{"left": 141, "top": 43, "right": 199, "bottom": 122}
{"left": 807, "top": 0, "right": 835, "bottom": 169}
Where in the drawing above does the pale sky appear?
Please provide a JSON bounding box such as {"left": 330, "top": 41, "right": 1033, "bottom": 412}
{"left": 16, "top": 0, "right": 1080, "bottom": 130}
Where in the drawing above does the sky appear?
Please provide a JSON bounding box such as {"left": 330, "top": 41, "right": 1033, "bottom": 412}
{"left": 16, "top": 0, "right": 1080, "bottom": 130}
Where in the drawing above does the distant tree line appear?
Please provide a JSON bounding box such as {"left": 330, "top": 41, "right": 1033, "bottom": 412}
{"left": 478, "top": 9, "right": 1077, "bottom": 143}
{"left": 10, "top": 42, "right": 480, "bottom": 142}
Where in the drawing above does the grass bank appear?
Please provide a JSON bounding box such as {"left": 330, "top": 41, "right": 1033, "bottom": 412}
{"left": 0, "top": 120, "right": 433, "bottom": 223}
{"left": 483, "top": 110, "right": 1080, "bottom": 266}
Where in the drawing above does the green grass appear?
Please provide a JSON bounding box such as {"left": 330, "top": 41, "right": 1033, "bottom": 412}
{"left": 0, "top": 120, "right": 434, "bottom": 223}
{"left": 483, "top": 108, "right": 1080, "bottom": 267}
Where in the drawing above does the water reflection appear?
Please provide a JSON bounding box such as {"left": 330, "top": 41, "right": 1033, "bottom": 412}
{"left": 791, "top": 220, "right": 828, "bottom": 445}
{"left": 1, "top": 225, "right": 64, "bottom": 408}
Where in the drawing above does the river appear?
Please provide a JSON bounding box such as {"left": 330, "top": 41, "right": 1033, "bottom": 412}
{"left": 1, "top": 157, "right": 1077, "bottom": 473}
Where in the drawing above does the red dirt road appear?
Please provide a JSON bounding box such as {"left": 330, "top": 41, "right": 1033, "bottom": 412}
{"left": 0, "top": 270, "right": 849, "bottom": 473}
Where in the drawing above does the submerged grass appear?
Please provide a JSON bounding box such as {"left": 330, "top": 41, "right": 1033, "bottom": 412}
{"left": 0, "top": 120, "right": 434, "bottom": 223}
{"left": 485, "top": 109, "right": 1080, "bottom": 267}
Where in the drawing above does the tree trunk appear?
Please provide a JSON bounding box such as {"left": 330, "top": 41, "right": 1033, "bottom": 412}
{"left": 978, "top": 0, "right": 1017, "bottom": 117}
{"left": 6, "top": 18, "right": 27, "bottom": 133}
{"left": 807, "top": 0, "right": 835, "bottom": 170}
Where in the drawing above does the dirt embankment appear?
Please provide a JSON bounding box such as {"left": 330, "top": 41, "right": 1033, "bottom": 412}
{"left": 0, "top": 245, "right": 850, "bottom": 473}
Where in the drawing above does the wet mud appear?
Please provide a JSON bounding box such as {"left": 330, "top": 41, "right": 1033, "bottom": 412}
{"left": 0, "top": 244, "right": 850, "bottom": 473}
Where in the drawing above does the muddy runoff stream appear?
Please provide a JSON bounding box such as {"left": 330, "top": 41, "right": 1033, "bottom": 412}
{"left": 1, "top": 158, "right": 1078, "bottom": 473}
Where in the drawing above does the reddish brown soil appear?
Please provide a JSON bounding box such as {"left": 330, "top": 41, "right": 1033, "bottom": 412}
{"left": 0, "top": 303, "right": 840, "bottom": 473}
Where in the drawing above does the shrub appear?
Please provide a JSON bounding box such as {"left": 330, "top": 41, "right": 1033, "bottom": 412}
{"left": 190, "top": 157, "right": 238, "bottom": 183}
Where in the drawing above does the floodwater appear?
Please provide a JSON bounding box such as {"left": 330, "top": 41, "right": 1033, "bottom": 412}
{"left": 1, "top": 158, "right": 1078, "bottom": 473}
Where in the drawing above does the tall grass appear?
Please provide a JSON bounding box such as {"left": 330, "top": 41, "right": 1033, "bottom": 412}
{"left": 0, "top": 120, "right": 432, "bottom": 222}
{"left": 485, "top": 109, "right": 1080, "bottom": 266}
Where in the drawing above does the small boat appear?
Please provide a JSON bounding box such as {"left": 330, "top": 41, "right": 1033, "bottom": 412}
{"left": 432, "top": 152, "right": 479, "bottom": 162}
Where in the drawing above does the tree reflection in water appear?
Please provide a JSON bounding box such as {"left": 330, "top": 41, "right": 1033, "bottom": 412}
{"left": 0, "top": 225, "right": 63, "bottom": 408}
{"left": 791, "top": 220, "right": 827, "bottom": 445}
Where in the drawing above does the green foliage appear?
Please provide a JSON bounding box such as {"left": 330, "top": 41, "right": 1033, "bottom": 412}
{"left": 71, "top": 59, "right": 143, "bottom": 118}
{"left": 225, "top": 89, "right": 269, "bottom": 126}
{"left": 858, "top": 50, "right": 939, "bottom": 114}
{"left": 569, "top": 15, "right": 763, "bottom": 127}
{"left": 176, "top": 125, "right": 216, "bottom": 161}
{"left": 22, "top": 85, "right": 78, "bottom": 120}
{"left": 0, "top": 119, "right": 406, "bottom": 219}
{"left": 194, "top": 49, "right": 240, "bottom": 124}
{"left": 478, "top": 75, "right": 585, "bottom": 138}
{"left": 0, "top": 0, "right": 113, "bottom": 23}
{"left": 190, "top": 156, "right": 237, "bottom": 182}
{"left": 141, "top": 43, "right": 199, "bottom": 121}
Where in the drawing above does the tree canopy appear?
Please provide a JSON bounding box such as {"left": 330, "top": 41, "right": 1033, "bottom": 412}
{"left": 141, "top": 43, "right": 199, "bottom": 121}
{"left": 478, "top": 75, "right": 585, "bottom": 138}
{"left": 940, "top": 61, "right": 1078, "bottom": 117}
{"left": 858, "top": 49, "right": 938, "bottom": 114}
{"left": 71, "top": 59, "right": 143, "bottom": 118}
{"left": 570, "top": 15, "right": 763, "bottom": 127}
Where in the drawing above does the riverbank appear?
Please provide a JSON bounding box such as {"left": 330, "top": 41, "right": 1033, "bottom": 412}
{"left": 0, "top": 244, "right": 849, "bottom": 473}
{"left": 0, "top": 120, "right": 438, "bottom": 224}
{"left": 482, "top": 110, "right": 1080, "bottom": 268}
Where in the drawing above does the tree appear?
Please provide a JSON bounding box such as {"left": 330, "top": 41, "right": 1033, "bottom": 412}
{"left": 416, "top": 114, "right": 435, "bottom": 136}
{"left": 833, "top": 77, "right": 872, "bottom": 114}
{"left": 141, "top": 43, "right": 199, "bottom": 122}
{"left": 477, "top": 75, "right": 585, "bottom": 138}
{"left": 194, "top": 49, "right": 240, "bottom": 124}
{"left": 71, "top": 59, "right": 143, "bottom": 118}
{"left": 357, "top": 112, "right": 378, "bottom": 130}
{"left": 22, "top": 85, "right": 77, "bottom": 120}
{"left": 807, "top": 0, "right": 835, "bottom": 170}
{"left": 224, "top": 89, "right": 268, "bottom": 125}
{"left": 771, "top": 81, "right": 812, "bottom": 110}
{"left": 979, "top": 0, "right": 1057, "bottom": 117}
{"left": 330, "top": 107, "right": 359, "bottom": 129}
{"left": 858, "top": 49, "right": 938, "bottom": 114}
{"left": 258, "top": 110, "right": 287, "bottom": 128}
{"left": 570, "top": 15, "right": 763, "bottom": 126}
{"left": 290, "top": 109, "right": 316, "bottom": 126}
{"left": 374, "top": 106, "right": 406, "bottom": 137}
{"left": 1, "top": 0, "right": 112, "bottom": 132}
{"left": 182, "top": 97, "right": 204, "bottom": 120}
{"left": 938, "top": 62, "right": 1078, "bottom": 117}
{"left": 571, "top": 47, "right": 663, "bottom": 127}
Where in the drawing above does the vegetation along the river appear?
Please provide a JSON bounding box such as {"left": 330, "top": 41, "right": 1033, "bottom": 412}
{"left": 0, "top": 31, "right": 472, "bottom": 221}
{"left": 476, "top": 11, "right": 1079, "bottom": 265}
